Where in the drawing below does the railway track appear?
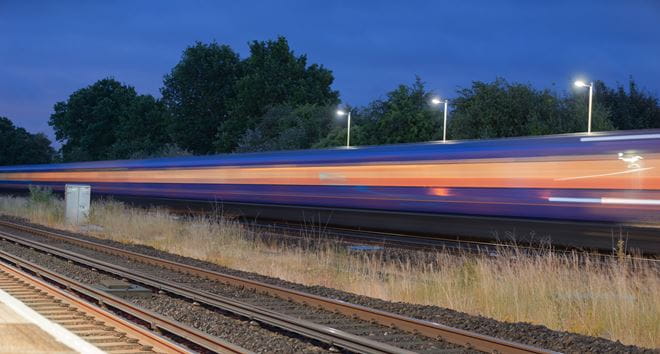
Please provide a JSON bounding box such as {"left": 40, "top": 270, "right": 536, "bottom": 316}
{"left": 245, "top": 220, "right": 660, "bottom": 265}
{"left": 249, "top": 220, "right": 520, "bottom": 253}
{"left": 0, "top": 255, "right": 246, "bottom": 353}
{"left": 0, "top": 218, "right": 556, "bottom": 354}
{"left": 158, "top": 202, "right": 660, "bottom": 260}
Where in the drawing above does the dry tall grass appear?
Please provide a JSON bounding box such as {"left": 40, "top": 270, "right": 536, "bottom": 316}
{"left": 0, "top": 195, "right": 658, "bottom": 348}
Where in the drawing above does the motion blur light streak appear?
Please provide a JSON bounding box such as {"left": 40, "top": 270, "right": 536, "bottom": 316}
{"left": 580, "top": 133, "right": 660, "bottom": 142}
{"left": 549, "top": 197, "right": 660, "bottom": 206}
{"left": 1, "top": 130, "right": 659, "bottom": 227}
{"left": 553, "top": 167, "right": 652, "bottom": 181}
{"left": 548, "top": 197, "right": 601, "bottom": 204}
{"left": 602, "top": 198, "right": 660, "bottom": 206}
{"left": 429, "top": 188, "right": 452, "bottom": 197}
{"left": 2, "top": 155, "right": 659, "bottom": 189}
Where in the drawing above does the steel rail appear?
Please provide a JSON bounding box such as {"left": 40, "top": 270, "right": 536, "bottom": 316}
{"left": 252, "top": 221, "right": 660, "bottom": 263}
{"left": 0, "top": 262, "right": 179, "bottom": 354}
{"left": 0, "top": 264, "right": 158, "bottom": 354}
{"left": 251, "top": 220, "right": 508, "bottom": 252}
{"left": 0, "top": 248, "right": 250, "bottom": 354}
{"left": 0, "top": 219, "right": 557, "bottom": 354}
{"left": 0, "top": 228, "right": 416, "bottom": 354}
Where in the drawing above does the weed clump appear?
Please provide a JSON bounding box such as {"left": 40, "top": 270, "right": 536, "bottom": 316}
{"left": 3, "top": 188, "right": 63, "bottom": 225}
{"left": 28, "top": 185, "right": 55, "bottom": 205}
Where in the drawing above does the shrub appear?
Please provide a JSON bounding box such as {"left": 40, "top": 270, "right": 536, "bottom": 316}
{"left": 28, "top": 185, "right": 55, "bottom": 205}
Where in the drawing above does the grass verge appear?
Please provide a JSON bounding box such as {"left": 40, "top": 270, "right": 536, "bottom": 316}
{"left": 0, "top": 194, "right": 657, "bottom": 348}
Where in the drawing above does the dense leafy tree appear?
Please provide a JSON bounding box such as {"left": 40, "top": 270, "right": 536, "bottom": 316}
{"left": 161, "top": 42, "right": 241, "bottom": 155}
{"left": 43, "top": 38, "right": 660, "bottom": 162}
{"left": 216, "top": 37, "right": 339, "bottom": 152}
{"left": 235, "top": 104, "right": 334, "bottom": 152}
{"left": 128, "top": 144, "right": 192, "bottom": 159}
{"left": 162, "top": 37, "right": 338, "bottom": 154}
{"left": 316, "top": 78, "right": 440, "bottom": 147}
{"left": 0, "top": 116, "right": 54, "bottom": 165}
{"left": 359, "top": 78, "right": 440, "bottom": 145}
{"left": 49, "top": 78, "right": 169, "bottom": 161}
{"left": 108, "top": 94, "right": 173, "bottom": 158}
{"left": 449, "top": 78, "right": 613, "bottom": 139}
{"left": 595, "top": 78, "right": 660, "bottom": 130}
{"left": 313, "top": 123, "right": 365, "bottom": 148}
{"left": 559, "top": 93, "right": 613, "bottom": 133}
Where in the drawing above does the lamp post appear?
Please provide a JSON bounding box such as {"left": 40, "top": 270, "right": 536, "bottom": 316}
{"left": 336, "top": 109, "right": 351, "bottom": 147}
{"left": 431, "top": 97, "right": 448, "bottom": 142}
{"left": 574, "top": 80, "right": 594, "bottom": 134}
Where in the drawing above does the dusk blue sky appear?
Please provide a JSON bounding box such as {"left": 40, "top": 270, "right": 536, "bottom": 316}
{"left": 1, "top": 1, "right": 659, "bottom": 143}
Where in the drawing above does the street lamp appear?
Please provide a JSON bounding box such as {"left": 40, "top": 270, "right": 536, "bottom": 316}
{"left": 431, "top": 97, "right": 449, "bottom": 142}
{"left": 574, "top": 80, "right": 594, "bottom": 134}
{"left": 336, "top": 109, "right": 351, "bottom": 147}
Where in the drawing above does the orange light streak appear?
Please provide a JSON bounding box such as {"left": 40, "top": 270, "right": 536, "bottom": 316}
{"left": 1, "top": 154, "right": 659, "bottom": 190}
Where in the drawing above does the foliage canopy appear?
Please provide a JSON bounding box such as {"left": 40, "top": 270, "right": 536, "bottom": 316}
{"left": 8, "top": 37, "right": 660, "bottom": 165}
{"left": 49, "top": 78, "right": 170, "bottom": 161}
{"left": 0, "top": 116, "right": 54, "bottom": 166}
{"left": 449, "top": 78, "right": 613, "bottom": 140}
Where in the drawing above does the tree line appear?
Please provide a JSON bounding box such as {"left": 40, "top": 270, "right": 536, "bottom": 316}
{"left": 0, "top": 117, "right": 54, "bottom": 165}
{"left": 2, "top": 36, "right": 660, "bottom": 165}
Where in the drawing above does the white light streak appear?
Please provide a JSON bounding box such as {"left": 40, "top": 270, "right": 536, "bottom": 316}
{"left": 602, "top": 198, "right": 660, "bottom": 206}
{"left": 580, "top": 133, "right": 660, "bottom": 142}
{"left": 548, "top": 197, "right": 601, "bottom": 204}
{"left": 548, "top": 197, "right": 660, "bottom": 206}
{"left": 554, "top": 167, "right": 653, "bottom": 181}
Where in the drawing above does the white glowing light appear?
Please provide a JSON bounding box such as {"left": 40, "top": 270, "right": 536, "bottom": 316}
{"left": 574, "top": 80, "right": 588, "bottom": 88}
{"left": 580, "top": 133, "right": 660, "bottom": 142}
{"left": 336, "top": 110, "right": 346, "bottom": 116}
{"left": 548, "top": 197, "right": 660, "bottom": 206}
{"left": 548, "top": 197, "right": 601, "bottom": 204}
{"left": 602, "top": 198, "right": 660, "bottom": 206}
{"left": 431, "top": 97, "right": 442, "bottom": 105}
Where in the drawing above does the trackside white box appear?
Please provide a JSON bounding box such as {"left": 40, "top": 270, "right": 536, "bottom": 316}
{"left": 65, "top": 184, "right": 90, "bottom": 225}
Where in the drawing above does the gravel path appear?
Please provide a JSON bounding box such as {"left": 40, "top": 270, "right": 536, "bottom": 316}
{"left": 1, "top": 215, "right": 657, "bottom": 353}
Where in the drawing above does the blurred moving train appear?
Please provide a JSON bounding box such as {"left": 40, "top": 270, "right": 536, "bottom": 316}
{"left": 1, "top": 130, "right": 659, "bottom": 253}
